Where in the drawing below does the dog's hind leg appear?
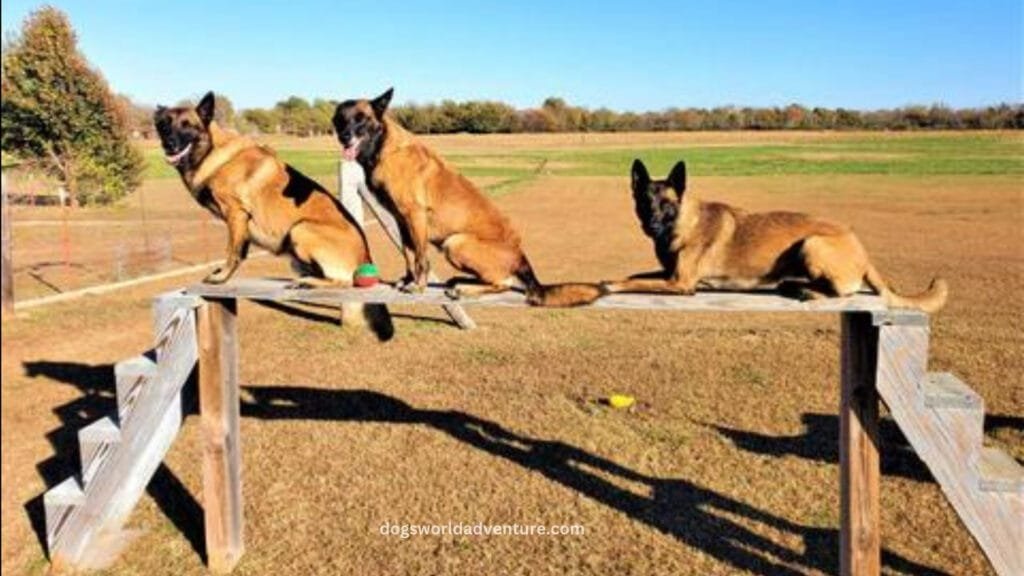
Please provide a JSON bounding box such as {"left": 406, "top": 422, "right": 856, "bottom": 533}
{"left": 801, "top": 234, "right": 869, "bottom": 298}
{"left": 444, "top": 279, "right": 515, "bottom": 300}
{"left": 777, "top": 279, "right": 833, "bottom": 301}
{"left": 290, "top": 223, "right": 394, "bottom": 340}
{"left": 601, "top": 278, "right": 695, "bottom": 295}
{"left": 441, "top": 234, "right": 522, "bottom": 299}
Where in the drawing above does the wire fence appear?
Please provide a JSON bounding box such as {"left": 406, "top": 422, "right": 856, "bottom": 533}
{"left": 11, "top": 218, "right": 226, "bottom": 301}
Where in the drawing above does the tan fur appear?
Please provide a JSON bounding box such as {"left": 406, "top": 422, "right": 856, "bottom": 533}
{"left": 359, "top": 109, "right": 603, "bottom": 306}
{"left": 166, "top": 113, "right": 393, "bottom": 338}
{"left": 607, "top": 179, "right": 948, "bottom": 313}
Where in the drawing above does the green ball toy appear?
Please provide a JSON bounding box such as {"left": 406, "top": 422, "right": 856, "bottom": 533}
{"left": 353, "top": 263, "right": 380, "bottom": 287}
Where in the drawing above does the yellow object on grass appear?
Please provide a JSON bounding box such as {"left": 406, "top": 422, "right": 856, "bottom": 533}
{"left": 607, "top": 394, "right": 635, "bottom": 409}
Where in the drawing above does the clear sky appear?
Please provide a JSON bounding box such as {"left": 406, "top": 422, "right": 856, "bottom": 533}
{"left": 2, "top": 1, "right": 1021, "bottom": 111}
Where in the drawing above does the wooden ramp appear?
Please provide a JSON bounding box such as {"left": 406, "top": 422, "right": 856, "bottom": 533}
{"left": 40, "top": 279, "right": 1022, "bottom": 575}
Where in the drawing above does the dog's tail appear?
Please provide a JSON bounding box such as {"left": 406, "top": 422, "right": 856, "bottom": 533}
{"left": 516, "top": 256, "right": 607, "bottom": 307}
{"left": 863, "top": 263, "right": 948, "bottom": 314}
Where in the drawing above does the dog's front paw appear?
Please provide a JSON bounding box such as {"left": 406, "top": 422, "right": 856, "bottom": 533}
{"left": 203, "top": 267, "right": 232, "bottom": 284}
{"left": 394, "top": 274, "right": 415, "bottom": 292}
{"left": 400, "top": 282, "right": 426, "bottom": 294}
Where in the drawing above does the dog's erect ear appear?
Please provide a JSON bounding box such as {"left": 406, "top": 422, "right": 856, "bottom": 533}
{"left": 667, "top": 161, "right": 687, "bottom": 196}
{"left": 153, "top": 105, "right": 167, "bottom": 123}
{"left": 196, "top": 91, "right": 216, "bottom": 126}
{"left": 631, "top": 159, "right": 650, "bottom": 193}
{"left": 370, "top": 87, "right": 394, "bottom": 118}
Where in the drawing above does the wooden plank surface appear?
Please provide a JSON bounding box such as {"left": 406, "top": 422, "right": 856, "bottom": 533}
{"left": 839, "top": 312, "right": 881, "bottom": 576}
{"left": 186, "top": 277, "right": 888, "bottom": 313}
{"left": 197, "top": 298, "right": 245, "bottom": 574}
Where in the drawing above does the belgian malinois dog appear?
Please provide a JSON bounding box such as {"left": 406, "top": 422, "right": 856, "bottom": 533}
{"left": 331, "top": 88, "right": 605, "bottom": 307}
{"left": 154, "top": 92, "right": 394, "bottom": 339}
{"left": 604, "top": 159, "right": 948, "bottom": 313}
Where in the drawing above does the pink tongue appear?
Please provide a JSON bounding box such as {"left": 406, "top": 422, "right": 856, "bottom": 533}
{"left": 343, "top": 147, "right": 357, "bottom": 161}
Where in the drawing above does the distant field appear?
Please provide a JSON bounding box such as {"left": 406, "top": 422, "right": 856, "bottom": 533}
{"left": 137, "top": 130, "right": 1024, "bottom": 182}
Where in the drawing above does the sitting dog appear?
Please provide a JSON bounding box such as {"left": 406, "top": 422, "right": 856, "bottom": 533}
{"left": 331, "top": 88, "right": 605, "bottom": 307}
{"left": 154, "top": 92, "right": 393, "bottom": 338}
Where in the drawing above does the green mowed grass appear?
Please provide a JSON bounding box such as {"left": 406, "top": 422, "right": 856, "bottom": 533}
{"left": 142, "top": 132, "right": 1024, "bottom": 187}
{"left": 551, "top": 134, "right": 1023, "bottom": 177}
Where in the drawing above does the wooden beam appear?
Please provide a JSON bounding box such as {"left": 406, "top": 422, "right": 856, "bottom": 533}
{"left": 337, "top": 160, "right": 365, "bottom": 225}
{"left": 197, "top": 298, "right": 244, "bottom": 573}
{"left": 839, "top": 312, "right": 881, "bottom": 576}
{"left": 186, "top": 277, "right": 887, "bottom": 314}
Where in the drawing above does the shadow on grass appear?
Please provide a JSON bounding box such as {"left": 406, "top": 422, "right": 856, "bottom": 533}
{"left": 250, "top": 298, "right": 459, "bottom": 328}
{"left": 240, "top": 386, "right": 949, "bottom": 576}
{"left": 21, "top": 360, "right": 206, "bottom": 564}
{"left": 712, "top": 413, "right": 934, "bottom": 483}
{"left": 21, "top": 361, "right": 949, "bottom": 574}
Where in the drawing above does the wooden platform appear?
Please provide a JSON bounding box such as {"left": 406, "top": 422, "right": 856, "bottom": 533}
{"left": 42, "top": 278, "right": 1023, "bottom": 576}
{"left": 185, "top": 277, "right": 889, "bottom": 313}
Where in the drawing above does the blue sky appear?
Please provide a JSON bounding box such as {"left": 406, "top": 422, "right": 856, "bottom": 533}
{"left": 2, "top": 1, "right": 1021, "bottom": 111}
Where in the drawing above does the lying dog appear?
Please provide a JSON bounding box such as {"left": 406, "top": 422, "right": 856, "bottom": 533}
{"left": 154, "top": 92, "right": 393, "bottom": 338}
{"left": 603, "top": 159, "right": 947, "bottom": 312}
{"left": 331, "top": 88, "right": 605, "bottom": 307}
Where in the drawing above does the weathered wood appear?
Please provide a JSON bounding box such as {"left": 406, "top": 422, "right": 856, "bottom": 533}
{"left": 187, "top": 277, "right": 887, "bottom": 313}
{"left": 350, "top": 167, "right": 477, "bottom": 329}
{"left": 78, "top": 417, "right": 121, "bottom": 484}
{"left": 922, "top": 372, "right": 983, "bottom": 410}
{"left": 44, "top": 291, "right": 198, "bottom": 569}
{"left": 870, "top": 309, "right": 929, "bottom": 327}
{"left": 197, "top": 297, "right": 245, "bottom": 574}
{"left": 977, "top": 447, "right": 1024, "bottom": 494}
{"left": 875, "top": 321, "right": 1023, "bottom": 576}
{"left": 839, "top": 312, "right": 881, "bottom": 576}
{"left": 1, "top": 170, "right": 13, "bottom": 314}
{"left": 114, "top": 354, "right": 158, "bottom": 422}
{"left": 337, "top": 160, "right": 366, "bottom": 225}
{"left": 44, "top": 478, "right": 84, "bottom": 552}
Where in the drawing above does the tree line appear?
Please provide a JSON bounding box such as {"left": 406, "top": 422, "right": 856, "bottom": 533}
{"left": 121, "top": 95, "right": 1024, "bottom": 138}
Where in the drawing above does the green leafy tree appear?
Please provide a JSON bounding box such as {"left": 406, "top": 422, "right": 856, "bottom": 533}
{"left": 1, "top": 6, "right": 143, "bottom": 206}
{"left": 241, "top": 108, "right": 280, "bottom": 133}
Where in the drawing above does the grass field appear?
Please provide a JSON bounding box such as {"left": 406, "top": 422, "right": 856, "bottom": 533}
{"left": 140, "top": 130, "right": 1024, "bottom": 182}
{"left": 2, "top": 130, "right": 1022, "bottom": 575}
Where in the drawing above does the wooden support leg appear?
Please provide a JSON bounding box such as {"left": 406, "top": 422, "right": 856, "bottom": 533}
{"left": 840, "top": 312, "right": 881, "bottom": 576}
{"left": 197, "top": 298, "right": 244, "bottom": 573}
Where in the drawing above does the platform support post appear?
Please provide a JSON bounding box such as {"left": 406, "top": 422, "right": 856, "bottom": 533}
{"left": 197, "top": 297, "right": 244, "bottom": 573}
{"left": 839, "top": 312, "right": 881, "bottom": 576}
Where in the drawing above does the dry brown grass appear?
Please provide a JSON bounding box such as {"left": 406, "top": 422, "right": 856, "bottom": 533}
{"left": 2, "top": 156, "right": 1021, "bottom": 574}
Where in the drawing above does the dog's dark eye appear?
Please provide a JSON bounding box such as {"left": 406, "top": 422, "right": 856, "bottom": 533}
{"left": 354, "top": 112, "right": 366, "bottom": 123}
